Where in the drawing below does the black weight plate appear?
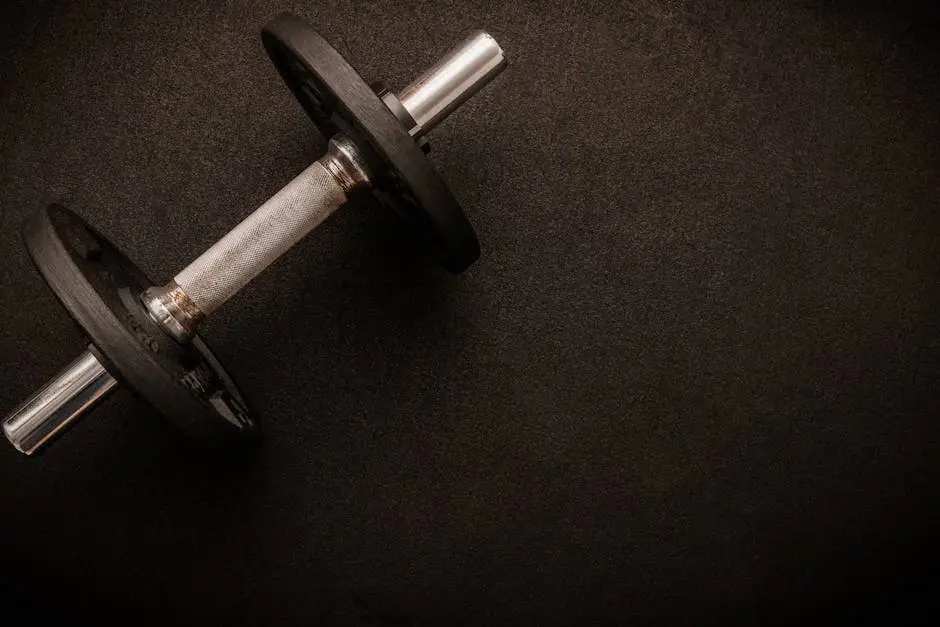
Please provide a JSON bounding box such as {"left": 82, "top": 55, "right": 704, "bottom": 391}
{"left": 23, "top": 204, "right": 260, "bottom": 444}
{"left": 261, "top": 13, "right": 480, "bottom": 273}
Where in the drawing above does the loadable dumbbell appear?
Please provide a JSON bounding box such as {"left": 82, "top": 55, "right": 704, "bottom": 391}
{"left": 3, "top": 13, "right": 506, "bottom": 456}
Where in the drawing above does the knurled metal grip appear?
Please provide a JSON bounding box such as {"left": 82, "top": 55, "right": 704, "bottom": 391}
{"left": 142, "top": 136, "right": 371, "bottom": 341}
{"left": 175, "top": 159, "right": 347, "bottom": 316}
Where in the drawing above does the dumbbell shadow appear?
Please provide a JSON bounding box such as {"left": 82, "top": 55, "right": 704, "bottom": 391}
{"left": 208, "top": 193, "right": 467, "bottom": 435}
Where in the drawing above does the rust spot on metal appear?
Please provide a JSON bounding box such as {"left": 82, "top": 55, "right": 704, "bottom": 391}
{"left": 166, "top": 281, "right": 205, "bottom": 327}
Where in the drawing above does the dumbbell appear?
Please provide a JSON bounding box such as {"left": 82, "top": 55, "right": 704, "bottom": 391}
{"left": 3, "top": 13, "right": 506, "bottom": 456}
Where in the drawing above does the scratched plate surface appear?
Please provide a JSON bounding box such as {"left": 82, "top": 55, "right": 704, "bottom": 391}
{"left": 261, "top": 13, "right": 481, "bottom": 272}
{"left": 22, "top": 204, "right": 260, "bottom": 443}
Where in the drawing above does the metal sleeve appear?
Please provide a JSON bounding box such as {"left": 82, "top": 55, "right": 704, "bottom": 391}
{"left": 174, "top": 161, "right": 347, "bottom": 315}
{"left": 3, "top": 348, "right": 118, "bottom": 455}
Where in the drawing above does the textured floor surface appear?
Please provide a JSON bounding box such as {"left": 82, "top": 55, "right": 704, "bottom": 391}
{"left": 1, "top": 1, "right": 938, "bottom": 625}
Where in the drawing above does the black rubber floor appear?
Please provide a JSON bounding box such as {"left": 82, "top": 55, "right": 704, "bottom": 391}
{"left": 1, "top": 1, "right": 938, "bottom": 625}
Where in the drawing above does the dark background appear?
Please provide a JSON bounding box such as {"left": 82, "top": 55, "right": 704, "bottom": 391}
{"left": 1, "top": 1, "right": 938, "bottom": 625}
